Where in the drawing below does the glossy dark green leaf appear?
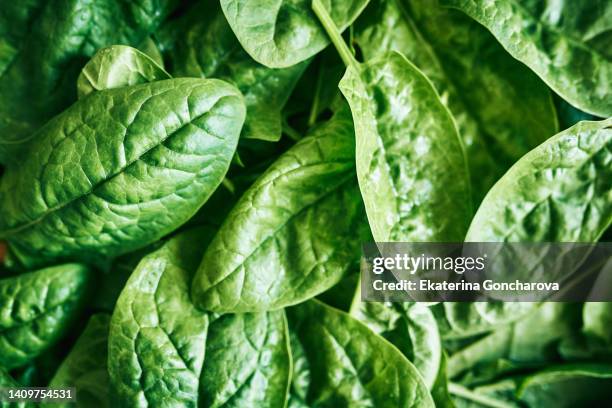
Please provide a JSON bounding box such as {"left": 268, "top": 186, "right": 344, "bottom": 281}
{"left": 340, "top": 51, "right": 471, "bottom": 242}
{"left": 0, "top": 1, "right": 45, "bottom": 76}
{"left": 77, "top": 45, "right": 170, "bottom": 98}
{"left": 353, "top": 0, "right": 557, "bottom": 202}
{"left": 43, "top": 314, "right": 111, "bottom": 408}
{"left": 108, "top": 228, "right": 211, "bottom": 406}
{"left": 0, "top": 78, "right": 245, "bottom": 269}
{"left": 442, "top": 0, "right": 612, "bottom": 117}
{"left": 219, "top": 0, "right": 370, "bottom": 68}
{"left": 160, "top": 1, "right": 308, "bottom": 142}
{"left": 0, "top": 264, "right": 90, "bottom": 369}
{"left": 192, "top": 105, "right": 367, "bottom": 313}
{"left": 200, "top": 311, "right": 291, "bottom": 407}
{"left": 287, "top": 300, "right": 435, "bottom": 407}
{"left": 0, "top": 0, "right": 178, "bottom": 163}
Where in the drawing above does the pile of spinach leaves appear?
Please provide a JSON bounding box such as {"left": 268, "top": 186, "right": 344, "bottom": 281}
{"left": 0, "top": 0, "right": 610, "bottom": 406}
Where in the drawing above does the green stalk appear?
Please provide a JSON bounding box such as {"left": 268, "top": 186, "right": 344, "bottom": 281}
{"left": 448, "top": 383, "right": 516, "bottom": 408}
{"left": 308, "top": 62, "right": 324, "bottom": 126}
{"left": 221, "top": 177, "right": 236, "bottom": 194}
{"left": 282, "top": 118, "right": 303, "bottom": 142}
{"left": 311, "top": 0, "right": 360, "bottom": 71}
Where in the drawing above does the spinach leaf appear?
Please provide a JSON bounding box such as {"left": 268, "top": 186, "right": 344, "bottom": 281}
{"left": 219, "top": 0, "right": 370, "bottom": 68}
{"left": 351, "top": 302, "right": 441, "bottom": 389}
{"left": 287, "top": 300, "right": 435, "bottom": 407}
{"left": 0, "top": 264, "right": 91, "bottom": 369}
{"left": 583, "top": 302, "right": 612, "bottom": 345}
{"left": 43, "top": 314, "right": 111, "bottom": 408}
{"left": 137, "top": 37, "right": 165, "bottom": 67}
{"left": 108, "top": 228, "right": 211, "bottom": 406}
{"left": 77, "top": 45, "right": 170, "bottom": 98}
{"left": 466, "top": 119, "right": 612, "bottom": 242}
{"left": 442, "top": 119, "right": 611, "bottom": 339}
{"left": 110, "top": 227, "right": 292, "bottom": 406}
{"left": 0, "top": 1, "right": 46, "bottom": 75}
{"left": 354, "top": 0, "right": 557, "bottom": 203}
{"left": 517, "top": 364, "right": 612, "bottom": 407}
{"left": 442, "top": 0, "right": 612, "bottom": 117}
{"left": 342, "top": 51, "right": 471, "bottom": 242}
{"left": 447, "top": 303, "right": 582, "bottom": 381}
{"left": 0, "top": 368, "right": 31, "bottom": 408}
{"left": 314, "top": 0, "right": 471, "bottom": 243}
{"left": 0, "top": 0, "right": 178, "bottom": 163}
{"left": 159, "top": 0, "right": 308, "bottom": 142}
{"left": 192, "top": 104, "right": 368, "bottom": 313}
{"left": 0, "top": 368, "right": 20, "bottom": 387}
{"left": 454, "top": 363, "right": 612, "bottom": 407}
{"left": 0, "top": 78, "right": 245, "bottom": 269}
{"left": 199, "top": 311, "right": 291, "bottom": 407}
{"left": 438, "top": 302, "right": 536, "bottom": 340}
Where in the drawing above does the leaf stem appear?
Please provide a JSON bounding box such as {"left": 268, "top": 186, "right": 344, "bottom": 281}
{"left": 448, "top": 383, "right": 516, "bottom": 408}
{"left": 282, "top": 118, "right": 302, "bottom": 142}
{"left": 221, "top": 177, "right": 236, "bottom": 194}
{"left": 311, "top": 0, "right": 360, "bottom": 71}
{"left": 308, "top": 62, "right": 324, "bottom": 126}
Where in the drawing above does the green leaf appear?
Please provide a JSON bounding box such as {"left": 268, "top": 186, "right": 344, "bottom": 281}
{"left": 0, "top": 78, "right": 245, "bottom": 269}
{"left": 351, "top": 302, "right": 442, "bottom": 389}
{"left": 0, "top": 367, "right": 31, "bottom": 408}
{"left": 353, "top": 0, "right": 557, "bottom": 203}
{"left": 110, "top": 227, "right": 292, "bottom": 406}
{"left": 108, "top": 228, "right": 212, "bottom": 406}
{"left": 219, "top": 0, "right": 370, "bottom": 68}
{"left": 286, "top": 300, "right": 435, "bottom": 407}
{"left": 192, "top": 105, "right": 367, "bottom": 312}
{"left": 43, "top": 314, "right": 111, "bottom": 408}
{"left": 517, "top": 364, "right": 612, "bottom": 407}
{"left": 442, "top": 119, "right": 611, "bottom": 338}
{"left": 447, "top": 303, "right": 582, "bottom": 381}
{"left": 442, "top": 0, "right": 612, "bottom": 117}
{"left": 137, "top": 37, "right": 164, "bottom": 67}
{"left": 0, "top": 1, "right": 46, "bottom": 76}
{"left": 0, "top": 264, "right": 91, "bottom": 369}
{"left": 199, "top": 311, "right": 291, "bottom": 407}
{"left": 583, "top": 302, "right": 612, "bottom": 344}
{"left": 0, "top": 0, "right": 178, "bottom": 163}
{"left": 466, "top": 119, "right": 612, "bottom": 242}
{"left": 339, "top": 51, "right": 471, "bottom": 242}
{"left": 438, "top": 303, "right": 536, "bottom": 340}
{"left": 159, "top": 1, "right": 308, "bottom": 142}
{"left": 77, "top": 45, "right": 170, "bottom": 98}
